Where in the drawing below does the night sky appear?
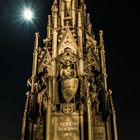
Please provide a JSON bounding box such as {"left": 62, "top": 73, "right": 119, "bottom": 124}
{"left": 0, "top": 0, "right": 139, "bottom": 140}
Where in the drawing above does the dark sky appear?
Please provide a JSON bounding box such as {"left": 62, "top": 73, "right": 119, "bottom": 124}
{"left": 0, "top": 0, "right": 139, "bottom": 140}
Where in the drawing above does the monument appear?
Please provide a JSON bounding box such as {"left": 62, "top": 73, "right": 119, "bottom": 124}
{"left": 21, "top": 0, "right": 118, "bottom": 140}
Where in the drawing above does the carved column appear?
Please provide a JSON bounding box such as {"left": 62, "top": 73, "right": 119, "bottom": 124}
{"left": 21, "top": 92, "right": 30, "bottom": 140}
{"left": 99, "top": 30, "right": 108, "bottom": 114}
{"left": 72, "top": 0, "right": 76, "bottom": 28}
{"left": 52, "top": 4, "right": 58, "bottom": 104}
{"left": 78, "top": 10, "right": 85, "bottom": 140}
{"left": 31, "top": 33, "right": 39, "bottom": 94}
{"left": 87, "top": 13, "right": 92, "bottom": 34}
{"left": 78, "top": 10, "right": 84, "bottom": 76}
{"left": 80, "top": 80, "right": 84, "bottom": 140}
{"left": 99, "top": 30, "right": 107, "bottom": 91}
{"left": 110, "top": 90, "right": 118, "bottom": 140}
{"left": 105, "top": 116, "right": 111, "bottom": 140}
{"left": 86, "top": 79, "right": 92, "bottom": 140}
{"left": 47, "top": 15, "right": 51, "bottom": 39}
{"left": 28, "top": 33, "right": 39, "bottom": 140}
{"left": 60, "top": 0, "right": 65, "bottom": 29}
{"left": 46, "top": 78, "right": 52, "bottom": 140}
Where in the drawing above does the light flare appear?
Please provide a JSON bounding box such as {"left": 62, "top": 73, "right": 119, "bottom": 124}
{"left": 23, "top": 8, "right": 33, "bottom": 21}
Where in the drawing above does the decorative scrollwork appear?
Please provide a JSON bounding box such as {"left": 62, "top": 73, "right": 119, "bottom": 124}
{"left": 62, "top": 104, "right": 74, "bottom": 115}
{"left": 93, "top": 116, "right": 101, "bottom": 126}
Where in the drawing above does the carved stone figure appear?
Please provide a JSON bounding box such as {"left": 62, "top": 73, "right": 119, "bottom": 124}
{"left": 90, "top": 84, "right": 100, "bottom": 115}
{"left": 86, "top": 33, "right": 97, "bottom": 48}
{"left": 37, "top": 90, "right": 46, "bottom": 117}
{"left": 60, "top": 60, "right": 77, "bottom": 79}
{"left": 34, "top": 68, "right": 49, "bottom": 117}
{"left": 59, "top": 48, "right": 79, "bottom": 103}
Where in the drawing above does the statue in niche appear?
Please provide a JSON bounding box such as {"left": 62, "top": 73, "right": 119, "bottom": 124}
{"left": 59, "top": 48, "right": 77, "bottom": 79}
{"left": 35, "top": 67, "right": 48, "bottom": 118}
{"left": 60, "top": 60, "right": 77, "bottom": 79}
{"left": 37, "top": 91, "right": 46, "bottom": 118}
{"left": 59, "top": 47, "right": 79, "bottom": 103}
{"left": 90, "top": 84, "right": 100, "bottom": 115}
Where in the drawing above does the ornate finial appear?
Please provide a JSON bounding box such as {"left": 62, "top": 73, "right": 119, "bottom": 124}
{"left": 35, "top": 32, "right": 39, "bottom": 37}
{"left": 52, "top": 0, "right": 58, "bottom": 14}
{"left": 87, "top": 13, "right": 92, "bottom": 34}
{"left": 99, "top": 30, "right": 104, "bottom": 48}
{"left": 34, "top": 32, "right": 39, "bottom": 51}
{"left": 99, "top": 30, "right": 103, "bottom": 36}
{"left": 78, "top": 10, "right": 82, "bottom": 28}
{"left": 87, "top": 13, "right": 90, "bottom": 24}
{"left": 53, "top": 0, "right": 57, "bottom": 4}
{"left": 80, "top": 0, "right": 85, "bottom": 3}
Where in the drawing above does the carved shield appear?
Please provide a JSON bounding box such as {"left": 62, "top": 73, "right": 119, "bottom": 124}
{"left": 61, "top": 78, "right": 79, "bottom": 103}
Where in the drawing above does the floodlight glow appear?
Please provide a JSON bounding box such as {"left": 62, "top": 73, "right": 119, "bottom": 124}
{"left": 23, "top": 8, "right": 33, "bottom": 21}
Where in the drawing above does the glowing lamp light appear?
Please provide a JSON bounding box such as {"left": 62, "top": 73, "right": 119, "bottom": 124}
{"left": 23, "top": 8, "right": 33, "bottom": 21}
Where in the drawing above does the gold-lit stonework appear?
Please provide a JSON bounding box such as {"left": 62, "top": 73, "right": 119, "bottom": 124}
{"left": 21, "top": 0, "right": 118, "bottom": 140}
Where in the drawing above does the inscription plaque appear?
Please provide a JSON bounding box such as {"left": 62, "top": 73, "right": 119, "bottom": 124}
{"left": 93, "top": 126, "right": 106, "bottom": 140}
{"left": 52, "top": 112, "right": 80, "bottom": 140}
